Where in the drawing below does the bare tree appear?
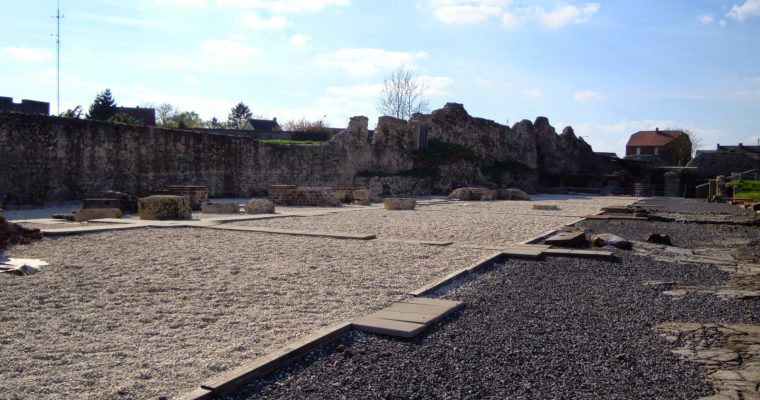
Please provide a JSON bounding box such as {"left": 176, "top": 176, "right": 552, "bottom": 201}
{"left": 155, "top": 103, "right": 178, "bottom": 127}
{"left": 376, "top": 66, "right": 430, "bottom": 120}
{"left": 281, "top": 117, "right": 328, "bottom": 132}
{"left": 683, "top": 129, "right": 703, "bottom": 155}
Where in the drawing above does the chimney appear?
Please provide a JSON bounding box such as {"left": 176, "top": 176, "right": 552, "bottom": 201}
{"left": 739, "top": 143, "right": 743, "bottom": 148}
{"left": 717, "top": 143, "right": 721, "bottom": 150}
{"left": 655, "top": 127, "right": 659, "bottom": 133}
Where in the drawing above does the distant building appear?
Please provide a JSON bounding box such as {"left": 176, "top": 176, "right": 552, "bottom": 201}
{"left": 244, "top": 117, "right": 280, "bottom": 132}
{"left": 688, "top": 143, "right": 760, "bottom": 179}
{"left": 625, "top": 128, "right": 691, "bottom": 166}
{"left": 114, "top": 106, "right": 156, "bottom": 126}
{"left": 0, "top": 96, "right": 50, "bottom": 115}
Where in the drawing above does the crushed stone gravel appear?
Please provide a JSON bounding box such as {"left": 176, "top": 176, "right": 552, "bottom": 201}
{"left": 230, "top": 252, "right": 759, "bottom": 400}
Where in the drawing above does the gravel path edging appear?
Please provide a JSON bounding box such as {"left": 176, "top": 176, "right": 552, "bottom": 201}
{"left": 176, "top": 322, "right": 354, "bottom": 399}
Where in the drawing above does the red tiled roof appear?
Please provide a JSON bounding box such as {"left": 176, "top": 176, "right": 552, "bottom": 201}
{"left": 626, "top": 130, "right": 684, "bottom": 147}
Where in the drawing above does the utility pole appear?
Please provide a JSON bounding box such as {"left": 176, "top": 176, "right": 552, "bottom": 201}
{"left": 53, "top": 0, "right": 63, "bottom": 115}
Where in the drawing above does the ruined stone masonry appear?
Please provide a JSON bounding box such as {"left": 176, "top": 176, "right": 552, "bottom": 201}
{"left": 0, "top": 104, "right": 606, "bottom": 204}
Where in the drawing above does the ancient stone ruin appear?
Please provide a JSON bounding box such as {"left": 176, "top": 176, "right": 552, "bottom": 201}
{"left": 0, "top": 103, "right": 613, "bottom": 205}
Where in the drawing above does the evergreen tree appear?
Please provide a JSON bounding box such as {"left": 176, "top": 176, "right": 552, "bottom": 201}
{"left": 87, "top": 89, "right": 117, "bottom": 121}
{"left": 227, "top": 102, "right": 252, "bottom": 129}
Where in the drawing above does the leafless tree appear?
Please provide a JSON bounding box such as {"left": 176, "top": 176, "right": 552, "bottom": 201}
{"left": 376, "top": 66, "right": 430, "bottom": 120}
{"left": 155, "top": 103, "right": 178, "bottom": 127}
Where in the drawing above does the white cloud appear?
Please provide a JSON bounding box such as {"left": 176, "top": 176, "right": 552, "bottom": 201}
{"left": 240, "top": 12, "right": 292, "bottom": 30}
{"left": 154, "top": 0, "right": 206, "bottom": 6}
{"left": 199, "top": 39, "right": 261, "bottom": 60}
{"left": 747, "top": 76, "right": 760, "bottom": 84}
{"left": 697, "top": 13, "right": 715, "bottom": 25}
{"left": 315, "top": 48, "right": 428, "bottom": 76}
{"left": 4, "top": 47, "right": 53, "bottom": 62}
{"left": 747, "top": 135, "right": 760, "bottom": 145}
{"left": 215, "top": 0, "right": 350, "bottom": 13}
{"left": 423, "top": 0, "right": 599, "bottom": 28}
{"left": 534, "top": 3, "right": 600, "bottom": 29}
{"left": 72, "top": 12, "right": 163, "bottom": 27}
{"left": 501, "top": 12, "right": 522, "bottom": 28}
{"left": 728, "top": 0, "right": 760, "bottom": 21}
{"left": 432, "top": 4, "right": 504, "bottom": 24}
{"left": 419, "top": 76, "right": 455, "bottom": 97}
{"left": 522, "top": 89, "right": 542, "bottom": 97}
{"left": 184, "top": 76, "right": 199, "bottom": 84}
{"left": 124, "top": 39, "right": 260, "bottom": 74}
{"left": 574, "top": 90, "right": 606, "bottom": 102}
{"left": 289, "top": 33, "right": 310, "bottom": 45}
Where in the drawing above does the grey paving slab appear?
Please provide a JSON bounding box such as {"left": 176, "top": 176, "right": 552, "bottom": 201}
{"left": 543, "top": 248, "right": 614, "bottom": 260}
{"left": 368, "top": 310, "right": 436, "bottom": 324}
{"left": 352, "top": 316, "right": 426, "bottom": 338}
{"left": 503, "top": 247, "right": 544, "bottom": 259}
{"left": 41, "top": 224, "right": 147, "bottom": 236}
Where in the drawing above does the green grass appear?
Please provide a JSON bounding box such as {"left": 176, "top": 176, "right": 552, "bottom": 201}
{"left": 732, "top": 179, "right": 760, "bottom": 201}
{"left": 260, "top": 139, "right": 324, "bottom": 145}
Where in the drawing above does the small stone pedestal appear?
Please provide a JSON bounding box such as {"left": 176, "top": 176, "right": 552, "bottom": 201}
{"left": 384, "top": 198, "right": 416, "bottom": 210}
{"left": 138, "top": 195, "right": 192, "bottom": 220}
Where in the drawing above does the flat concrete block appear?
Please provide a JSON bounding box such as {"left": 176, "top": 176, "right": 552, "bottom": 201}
{"left": 544, "top": 231, "right": 587, "bottom": 247}
{"left": 403, "top": 297, "right": 462, "bottom": 308}
{"left": 543, "top": 248, "right": 614, "bottom": 260}
{"left": 74, "top": 208, "right": 123, "bottom": 222}
{"left": 369, "top": 310, "right": 435, "bottom": 325}
{"left": 385, "top": 301, "right": 458, "bottom": 316}
{"left": 353, "top": 316, "right": 426, "bottom": 338}
{"left": 503, "top": 247, "right": 544, "bottom": 259}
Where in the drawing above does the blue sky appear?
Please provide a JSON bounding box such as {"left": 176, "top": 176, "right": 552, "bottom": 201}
{"left": 1, "top": 0, "right": 759, "bottom": 154}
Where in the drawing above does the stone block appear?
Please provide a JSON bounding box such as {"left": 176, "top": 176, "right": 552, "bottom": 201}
{"left": 448, "top": 187, "right": 495, "bottom": 201}
{"left": 384, "top": 198, "right": 416, "bottom": 210}
{"left": 166, "top": 185, "right": 209, "bottom": 211}
{"left": 201, "top": 202, "right": 240, "bottom": 214}
{"left": 353, "top": 190, "right": 371, "bottom": 206}
{"left": 74, "top": 208, "right": 123, "bottom": 222}
{"left": 245, "top": 199, "right": 275, "bottom": 214}
{"left": 495, "top": 188, "right": 530, "bottom": 201}
{"left": 138, "top": 195, "right": 192, "bottom": 220}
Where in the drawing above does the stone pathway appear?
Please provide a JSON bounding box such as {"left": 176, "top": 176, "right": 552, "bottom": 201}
{"left": 656, "top": 322, "right": 760, "bottom": 400}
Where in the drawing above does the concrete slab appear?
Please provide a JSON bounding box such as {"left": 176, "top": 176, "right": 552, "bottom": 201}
{"left": 543, "top": 248, "right": 614, "bottom": 260}
{"left": 503, "top": 247, "right": 544, "bottom": 259}
{"left": 403, "top": 297, "right": 462, "bottom": 308}
{"left": 544, "top": 231, "right": 587, "bottom": 247}
{"left": 584, "top": 215, "right": 648, "bottom": 221}
{"left": 352, "top": 316, "right": 426, "bottom": 338}
{"left": 368, "top": 310, "right": 436, "bottom": 324}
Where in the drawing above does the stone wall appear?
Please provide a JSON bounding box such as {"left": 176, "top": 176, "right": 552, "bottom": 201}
{"left": 0, "top": 113, "right": 411, "bottom": 204}
{"left": 1, "top": 105, "right": 609, "bottom": 204}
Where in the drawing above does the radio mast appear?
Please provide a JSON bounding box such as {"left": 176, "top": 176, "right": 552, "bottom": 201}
{"left": 54, "top": 0, "right": 63, "bottom": 115}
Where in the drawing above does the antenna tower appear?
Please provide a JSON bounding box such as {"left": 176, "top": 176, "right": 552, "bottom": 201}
{"left": 54, "top": 1, "right": 63, "bottom": 115}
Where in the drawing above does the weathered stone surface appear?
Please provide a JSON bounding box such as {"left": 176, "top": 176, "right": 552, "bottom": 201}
{"left": 448, "top": 187, "right": 495, "bottom": 201}
{"left": 0, "top": 209, "right": 42, "bottom": 251}
{"left": 495, "top": 188, "right": 530, "bottom": 201}
{"left": 74, "top": 208, "right": 123, "bottom": 222}
{"left": 245, "top": 199, "right": 275, "bottom": 214}
{"left": 202, "top": 202, "right": 240, "bottom": 214}
{"left": 166, "top": 185, "right": 209, "bottom": 211}
{"left": 353, "top": 190, "right": 371, "bottom": 206}
{"left": 138, "top": 195, "right": 192, "bottom": 220}
{"left": 591, "top": 233, "right": 633, "bottom": 250}
{"left": 545, "top": 230, "right": 587, "bottom": 248}
{"left": 533, "top": 204, "right": 559, "bottom": 211}
{"left": 384, "top": 198, "right": 416, "bottom": 210}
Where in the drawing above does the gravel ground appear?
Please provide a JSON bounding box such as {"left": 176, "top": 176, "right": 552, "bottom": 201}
{"left": 579, "top": 220, "right": 760, "bottom": 249}
{"left": 228, "top": 196, "right": 637, "bottom": 247}
{"left": 0, "top": 228, "right": 491, "bottom": 400}
{"left": 635, "top": 198, "right": 756, "bottom": 216}
{"left": 231, "top": 251, "right": 760, "bottom": 400}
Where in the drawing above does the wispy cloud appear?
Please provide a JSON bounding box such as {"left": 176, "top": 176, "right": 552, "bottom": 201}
{"left": 315, "top": 48, "right": 428, "bottom": 76}
{"left": 215, "top": 0, "right": 350, "bottom": 13}
{"left": 122, "top": 39, "right": 261, "bottom": 74}
{"left": 4, "top": 47, "right": 53, "bottom": 62}
{"left": 423, "top": 0, "right": 599, "bottom": 29}
{"left": 574, "top": 90, "right": 606, "bottom": 102}
{"left": 240, "top": 12, "right": 292, "bottom": 30}
{"left": 534, "top": 3, "right": 600, "bottom": 29}
{"left": 154, "top": 0, "right": 206, "bottom": 6}
{"left": 289, "top": 33, "right": 310, "bottom": 45}
{"left": 728, "top": 0, "right": 760, "bottom": 21}
{"left": 522, "top": 89, "right": 542, "bottom": 97}
{"left": 71, "top": 12, "right": 164, "bottom": 27}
